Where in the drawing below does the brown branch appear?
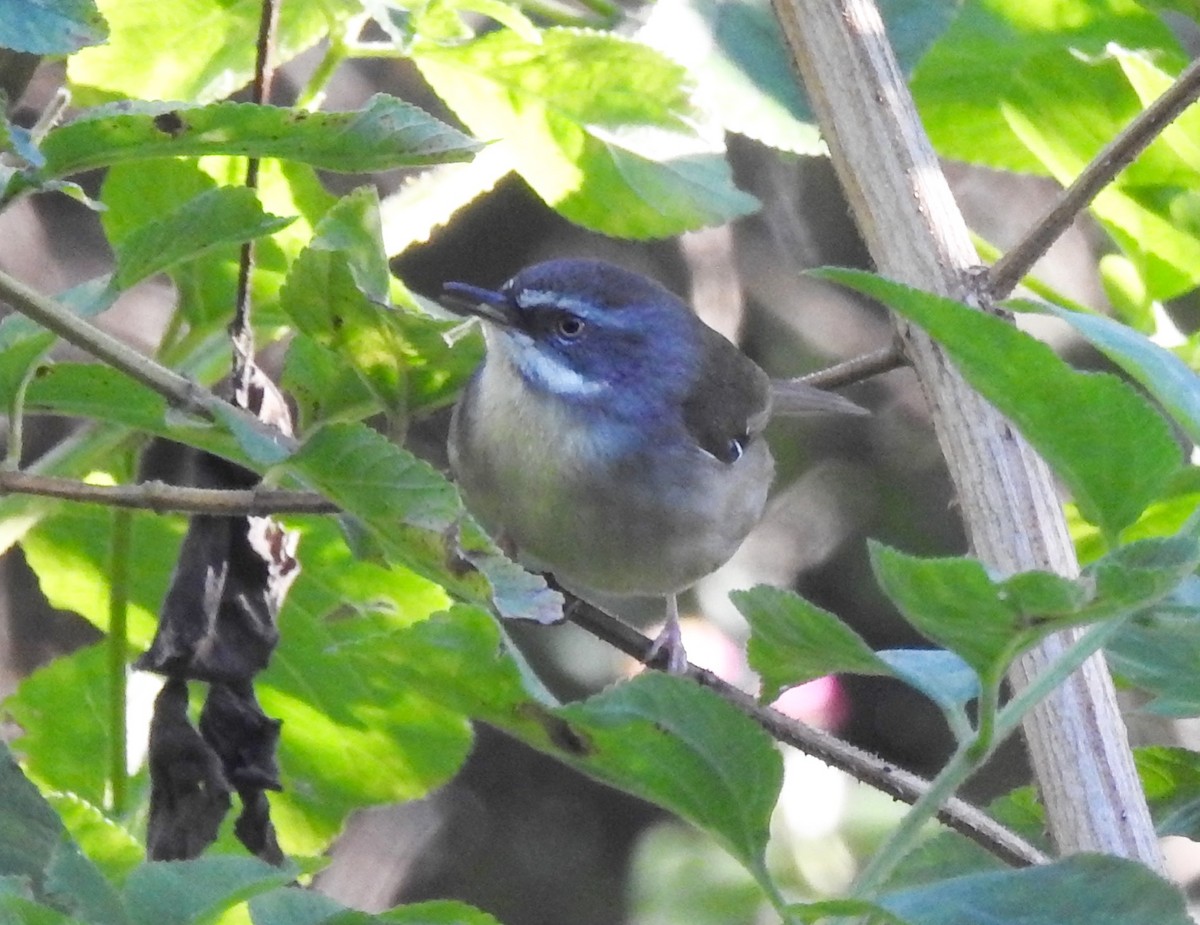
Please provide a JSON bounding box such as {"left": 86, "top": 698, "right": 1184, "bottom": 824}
{"left": 988, "top": 56, "right": 1200, "bottom": 300}
{"left": 796, "top": 340, "right": 906, "bottom": 390}
{"left": 564, "top": 594, "right": 1048, "bottom": 870}
{"left": 0, "top": 470, "right": 335, "bottom": 515}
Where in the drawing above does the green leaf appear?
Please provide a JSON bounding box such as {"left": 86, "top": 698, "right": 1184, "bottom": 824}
{"left": 385, "top": 608, "right": 782, "bottom": 889}
{"left": 911, "top": 0, "right": 1181, "bottom": 174}
{"left": 1106, "top": 577, "right": 1200, "bottom": 716}
{"left": 875, "top": 648, "right": 980, "bottom": 740}
{"left": 414, "top": 28, "right": 758, "bottom": 238}
{"left": 45, "top": 794, "right": 142, "bottom": 887}
{"left": 17, "top": 363, "right": 249, "bottom": 466}
{"left": 66, "top": 0, "right": 355, "bottom": 104}
{"left": 1017, "top": 300, "right": 1200, "bottom": 446}
{"left": 36, "top": 97, "right": 481, "bottom": 182}
{"left": 0, "top": 741, "right": 126, "bottom": 925}
{"left": 734, "top": 585, "right": 891, "bottom": 699}
{"left": 251, "top": 889, "right": 503, "bottom": 925}
{"left": 0, "top": 0, "right": 107, "bottom": 54}
{"left": 877, "top": 853, "right": 1190, "bottom": 925}
{"left": 279, "top": 188, "right": 409, "bottom": 417}
{"left": 113, "top": 187, "right": 293, "bottom": 291}
{"left": 6, "top": 646, "right": 121, "bottom": 814}
{"left": 259, "top": 519, "right": 472, "bottom": 855}
{"left": 284, "top": 422, "right": 563, "bottom": 625}
{"left": 1137, "top": 746, "right": 1200, "bottom": 839}
{"left": 818, "top": 269, "right": 1181, "bottom": 537}
{"left": 869, "top": 542, "right": 1084, "bottom": 682}
{"left": 122, "top": 857, "right": 292, "bottom": 925}
{"left": 560, "top": 673, "right": 782, "bottom": 884}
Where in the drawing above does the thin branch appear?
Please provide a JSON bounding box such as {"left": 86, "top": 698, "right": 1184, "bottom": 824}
{"left": 0, "top": 470, "right": 335, "bottom": 515}
{"left": 231, "top": 0, "right": 281, "bottom": 363}
{"left": 796, "top": 340, "right": 906, "bottom": 390}
{"left": 0, "top": 267, "right": 296, "bottom": 454}
{"left": 564, "top": 595, "right": 1048, "bottom": 870}
{"left": 988, "top": 55, "right": 1200, "bottom": 300}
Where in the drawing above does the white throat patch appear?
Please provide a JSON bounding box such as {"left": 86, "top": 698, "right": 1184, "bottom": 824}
{"left": 494, "top": 329, "right": 607, "bottom": 397}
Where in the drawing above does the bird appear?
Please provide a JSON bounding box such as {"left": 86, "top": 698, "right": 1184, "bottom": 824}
{"left": 443, "top": 258, "right": 865, "bottom": 673}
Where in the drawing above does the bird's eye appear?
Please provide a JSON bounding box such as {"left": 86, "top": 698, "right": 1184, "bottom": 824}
{"left": 557, "top": 315, "right": 585, "bottom": 339}
{"left": 725, "top": 436, "right": 745, "bottom": 463}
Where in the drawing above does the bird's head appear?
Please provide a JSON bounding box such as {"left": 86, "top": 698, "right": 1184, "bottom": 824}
{"left": 443, "top": 259, "right": 702, "bottom": 405}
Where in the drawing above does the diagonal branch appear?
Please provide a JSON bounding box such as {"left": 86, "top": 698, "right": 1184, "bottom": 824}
{"left": 565, "top": 594, "right": 1048, "bottom": 869}
{"left": 988, "top": 56, "right": 1200, "bottom": 299}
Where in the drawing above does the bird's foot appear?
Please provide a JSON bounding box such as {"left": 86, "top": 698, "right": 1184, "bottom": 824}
{"left": 646, "top": 617, "right": 689, "bottom": 674}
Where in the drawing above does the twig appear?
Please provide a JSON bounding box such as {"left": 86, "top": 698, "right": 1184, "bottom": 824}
{"left": 564, "top": 594, "right": 1048, "bottom": 870}
{"left": 0, "top": 470, "right": 334, "bottom": 514}
{"left": 797, "top": 340, "right": 906, "bottom": 390}
{"left": 988, "top": 56, "right": 1200, "bottom": 300}
{"left": 232, "top": 0, "right": 282, "bottom": 349}
{"left": 0, "top": 267, "right": 296, "bottom": 454}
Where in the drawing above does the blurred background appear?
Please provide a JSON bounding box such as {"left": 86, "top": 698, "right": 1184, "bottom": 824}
{"left": 3, "top": 36, "right": 1183, "bottom": 925}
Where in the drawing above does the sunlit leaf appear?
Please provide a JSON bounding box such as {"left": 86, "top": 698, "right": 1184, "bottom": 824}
{"left": 415, "top": 28, "right": 758, "bottom": 238}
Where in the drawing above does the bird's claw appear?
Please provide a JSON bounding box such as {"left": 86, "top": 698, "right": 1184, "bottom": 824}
{"left": 646, "top": 620, "right": 689, "bottom": 674}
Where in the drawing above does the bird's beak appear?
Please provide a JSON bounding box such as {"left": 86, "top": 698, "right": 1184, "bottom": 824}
{"left": 442, "top": 281, "right": 519, "bottom": 328}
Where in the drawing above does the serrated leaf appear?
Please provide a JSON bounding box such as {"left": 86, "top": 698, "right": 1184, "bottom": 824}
{"left": 17, "top": 363, "right": 249, "bottom": 465}
{"left": 279, "top": 188, "right": 408, "bottom": 417}
{"left": 734, "top": 585, "right": 891, "bottom": 700}
{"left": 1018, "top": 300, "right": 1200, "bottom": 446}
{"left": 877, "top": 853, "right": 1190, "bottom": 925}
{"left": 1106, "top": 576, "right": 1200, "bottom": 716}
{"left": 0, "top": 0, "right": 107, "bottom": 54}
{"left": 122, "top": 857, "right": 292, "bottom": 925}
{"left": 415, "top": 28, "right": 758, "bottom": 238}
{"left": 285, "top": 422, "right": 562, "bottom": 624}
{"left": 36, "top": 97, "right": 481, "bottom": 184}
{"left": 45, "top": 795, "right": 142, "bottom": 887}
{"left": 819, "top": 269, "right": 1181, "bottom": 537}
{"left": 560, "top": 673, "right": 782, "bottom": 883}
{"left": 385, "top": 608, "right": 781, "bottom": 888}
{"left": 66, "top": 0, "right": 356, "bottom": 104}
{"left": 113, "top": 187, "right": 293, "bottom": 291}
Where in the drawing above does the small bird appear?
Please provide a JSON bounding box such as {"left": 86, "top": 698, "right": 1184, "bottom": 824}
{"left": 443, "top": 259, "right": 864, "bottom": 673}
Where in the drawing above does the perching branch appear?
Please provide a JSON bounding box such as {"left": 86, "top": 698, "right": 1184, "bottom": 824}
{"left": 0, "top": 470, "right": 335, "bottom": 515}
{"left": 564, "top": 594, "right": 1048, "bottom": 870}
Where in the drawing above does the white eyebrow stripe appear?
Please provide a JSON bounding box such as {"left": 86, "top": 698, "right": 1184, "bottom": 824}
{"left": 514, "top": 289, "right": 591, "bottom": 313}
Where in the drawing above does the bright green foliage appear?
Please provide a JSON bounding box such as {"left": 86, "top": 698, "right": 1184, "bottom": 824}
{"left": 111, "top": 188, "right": 293, "bottom": 292}
{"left": 819, "top": 269, "right": 1182, "bottom": 538}
{"left": 911, "top": 1, "right": 1200, "bottom": 302}
{"left": 66, "top": 0, "right": 359, "bottom": 103}
{"left": 3, "top": 0, "right": 1200, "bottom": 922}
{"left": 414, "top": 28, "right": 759, "bottom": 238}
{"left": 30, "top": 98, "right": 480, "bottom": 186}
